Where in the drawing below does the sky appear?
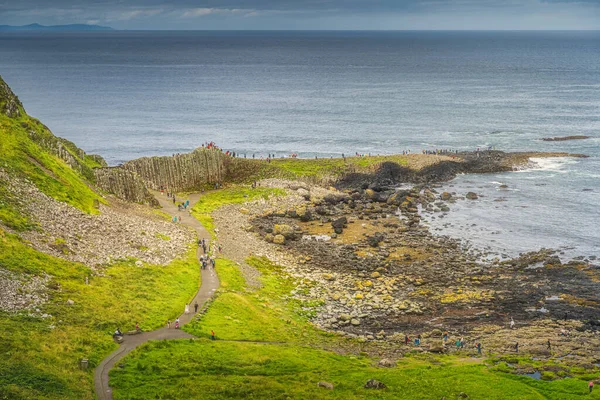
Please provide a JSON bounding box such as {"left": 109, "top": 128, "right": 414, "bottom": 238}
{"left": 0, "top": 0, "right": 599, "bottom": 30}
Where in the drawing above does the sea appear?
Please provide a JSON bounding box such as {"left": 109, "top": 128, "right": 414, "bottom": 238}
{"left": 0, "top": 31, "right": 598, "bottom": 260}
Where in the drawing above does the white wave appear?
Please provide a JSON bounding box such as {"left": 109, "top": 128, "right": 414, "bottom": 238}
{"left": 515, "top": 157, "right": 579, "bottom": 174}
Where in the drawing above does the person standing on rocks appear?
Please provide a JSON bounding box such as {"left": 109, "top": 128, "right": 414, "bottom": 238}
{"left": 510, "top": 317, "right": 515, "bottom": 329}
{"left": 547, "top": 340, "right": 551, "bottom": 351}
{"left": 404, "top": 335, "right": 410, "bottom": 345}
{"left": 443, "top": 331, "right": 449, "bottom": 343}
{"left": 515, "top": 342, "right": 519, "bottom": 353}
{"left": 476, "top": 343, "right": 482, "bottom": 355}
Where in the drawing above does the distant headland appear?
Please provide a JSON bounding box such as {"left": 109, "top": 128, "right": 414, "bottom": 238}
{"left": 0, "top": 23, "right": 114, "bottom": 32}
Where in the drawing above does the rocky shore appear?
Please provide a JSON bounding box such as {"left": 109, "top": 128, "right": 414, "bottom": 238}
{"left": 211, "top": 174, "right": 600, "bottom": 367}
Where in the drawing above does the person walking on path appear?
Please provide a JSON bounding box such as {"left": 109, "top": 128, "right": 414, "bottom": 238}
{"left": 194, "top": 302, "right": 199, "bottom": 313}
{"left": 167, "top": 320, "right": 171, "bottom": 329}
{"left": 211, "top": 330, "right": 216, "bottom": 340}
{"left": 185, "top": 304, "right": 190, "bottom": 315}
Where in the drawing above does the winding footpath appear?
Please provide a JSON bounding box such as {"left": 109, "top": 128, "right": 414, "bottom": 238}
{"left": 94, "top": 192, "right": 219, "bottom": 400}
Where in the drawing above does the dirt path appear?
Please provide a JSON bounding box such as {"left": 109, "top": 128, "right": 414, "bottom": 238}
{"left": 94, "top": 192, "right": 218, "bottom": 400}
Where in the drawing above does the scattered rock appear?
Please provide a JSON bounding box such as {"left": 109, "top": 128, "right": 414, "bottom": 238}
{"left": 364, "top": 379, "right": 387, "bottom": 389}
{"left": 272, "top": 234, "right": 286, "bottom": 245}
{"left": 465, "top": 192, "right": 478, "bottom": 200}
{"left": 378, "top": 359, "right": 396, "bottom": 368}
{"left": 318, "top": 381, "right": 334, "bottom": 390}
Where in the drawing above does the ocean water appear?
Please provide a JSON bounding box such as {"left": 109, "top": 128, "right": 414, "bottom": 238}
{"left": 0, "top": 31, "right": 598, "bottom": 259}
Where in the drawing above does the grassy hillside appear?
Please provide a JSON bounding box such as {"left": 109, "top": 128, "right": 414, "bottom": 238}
{"left": 0, "top": 231, "right": 200, "bottom": 399}
{"left": 0, "top": 76, "right": 202, "bottom": 399}
{"left": 0, "top": 75, "right": 104, "bottom": 230}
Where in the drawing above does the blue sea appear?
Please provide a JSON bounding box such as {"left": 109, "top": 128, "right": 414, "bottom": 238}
{"left": 0, "top": 31, "right": 598, "bottom": 259}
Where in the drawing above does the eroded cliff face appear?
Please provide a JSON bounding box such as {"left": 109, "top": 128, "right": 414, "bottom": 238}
{"left": 94, "top": 167, "right": 158, "bottom": 206}
{"left": 0, "top": 74, "right": 23, "bottom": 118}
{"left": 121, "top": 147, "right": 227, "bottom": 192}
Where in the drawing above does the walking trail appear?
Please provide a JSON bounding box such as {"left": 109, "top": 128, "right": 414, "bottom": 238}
{"left": 94, "top": 192, "right": 219, "bottom": 400}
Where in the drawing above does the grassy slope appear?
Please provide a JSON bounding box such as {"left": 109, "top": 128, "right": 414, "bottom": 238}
{"left": 0, "top": 231, "right": 200, "bottom": 400}
{"left": 0, "top": 112, "right": 103, "bottom": 230}
{"left": 110, "top": 196, "right": 597, "bottom": 399}
{"left": 0, "top": 83, "right": 201, "bottom": 399}
{"left": 190, "top": 187, "right": 286, "bottom": 236}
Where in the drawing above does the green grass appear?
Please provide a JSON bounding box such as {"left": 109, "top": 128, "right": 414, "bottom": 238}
{"left": 0, "top": 113, "right": 103, "bottom": 230}
{"left": 110, "top": 340, "right": 599, "bottom": 400}
{"left": 110, "top": 254, "right": 598, "bottom": 400}
{"left": 182, "top": 256, "right": 328, "bottom": 343}
{"left": 191, "top": 187, "right": 286, "bottom": 236}
{"left": 225, "top": 154, "right": 411, "bottom": 184}
{"left": 0, "top": 230, "right": 200, "bottom": 400}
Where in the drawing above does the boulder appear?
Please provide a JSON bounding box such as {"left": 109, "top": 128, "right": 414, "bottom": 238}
{"left": 351, "top": 318, "right": 361, "bottom": 326}
{"left": 365, "top": 189, "right": 377, "bottom": 200}
{"left": 465, "top": 192, "right": 478, "bottom": 200}
{"left": 364, "top": 379, "right": 387, "bottom": 389}
{"left": 317, "top": 381, "right": 334, "bottom": 390}
{"left": 331, "top": 217, "right": 348, "bottom": 234}
{"left": 367, "top": 232, "right": 385, "bottom": 248}
{"left": 66, "top": 299, "right": 75, "bottom": 305}
{"left": 378, "top": 359, "right": 396, "bottom": 368}
{"left": 272, "top": 234, "right": 286, "bottom": 245}
{"left": 441, "top": 192, "right": 452, "bottom": 201}
{"left": 273, "top": 224, "right": 295, "bottom": 239}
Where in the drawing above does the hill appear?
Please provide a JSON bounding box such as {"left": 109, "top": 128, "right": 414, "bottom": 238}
{"left": 0, "top": 23, "right": 114, "bottom": 32}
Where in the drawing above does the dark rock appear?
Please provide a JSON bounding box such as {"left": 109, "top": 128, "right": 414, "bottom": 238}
{"left": 364, "top": 379, "right": 387, "bottom": 389}
{"left": 465, "top": 192, "right": 478, "bottom": 200}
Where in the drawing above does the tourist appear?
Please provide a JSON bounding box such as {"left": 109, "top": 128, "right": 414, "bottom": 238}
{"left": 211, "top": 330, "right": 216, "bottom": 340}
{"left": 547, "top": 339, "right": 551, "bottom": 351}
{"left": 175, "top": 318, "right": 180, "bottom": 329}
{"left": 476, "top": 343, "right": 482, "bottom": 355}
{"left": 113, "top": 328, "right": 123, "bottom": 338}
{"left": 167, "top": 320, "right": 171, "bottom": 329}
{"left": 185, "top": 304, "right": 189, "bottom": 315}
{"left": 455, "top": 339, "right": 461, "bottom": 350}
{"left": 510, "top": 317, "right": 515, "bottom": 329}
{"left": 404, "top": 335, "right": 410, "bottom": 345}
{"left": 443, "top": 331, "right": 449, "bottom": 342}
{"left": 515, "top": 342, "right": 519, "bottom": 353}
{"left": 590, "top": 381, "right": 594, "bottom": 394}
{"left": 194, "top": 302, "right": 199, "bottom": 313}
{"left": 135, "top": 322, "right": 140, "bottom": 332}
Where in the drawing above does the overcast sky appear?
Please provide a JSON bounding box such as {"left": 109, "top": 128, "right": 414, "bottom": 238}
{"left": 1, "top": 0, "right": 599, "bottom": 30}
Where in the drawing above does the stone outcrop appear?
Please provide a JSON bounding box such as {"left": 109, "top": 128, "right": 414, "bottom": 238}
{"left": 94, "top": 167, "right": 158, "bottom": 206}
{"left": 121, "top": 147, "right": 227, "bottom": 192}
{"left": 0, "top": 74, "right": 23, "bottom": 118}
